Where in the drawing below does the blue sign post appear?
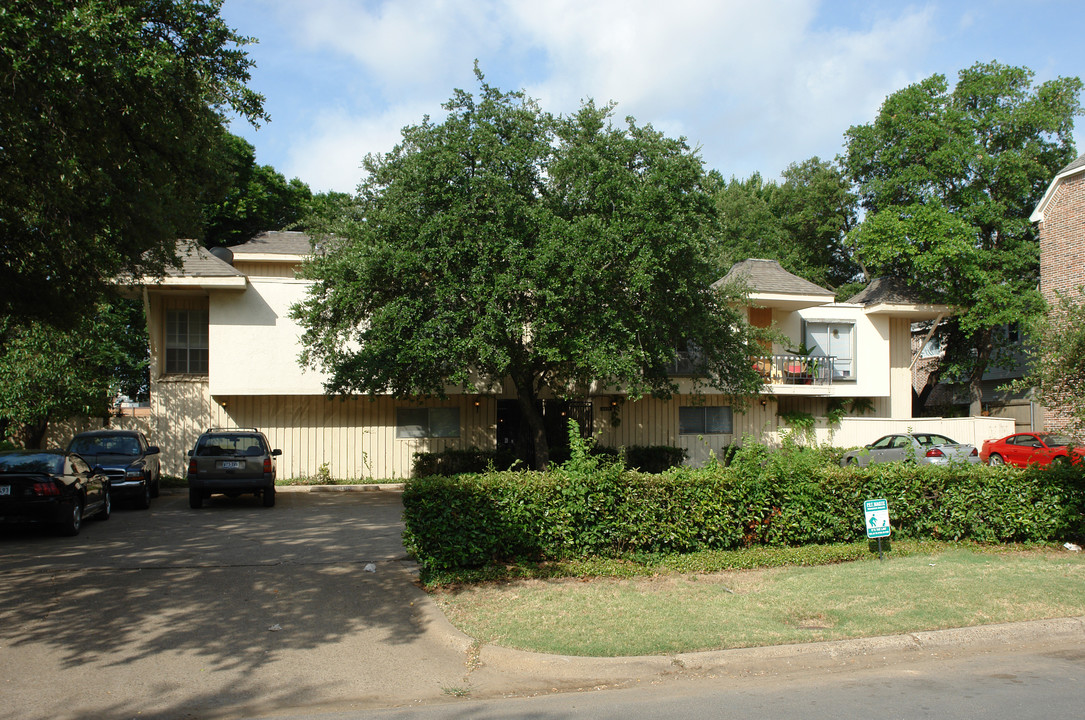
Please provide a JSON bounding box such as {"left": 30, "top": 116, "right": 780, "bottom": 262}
{"left": 864, "top": 498, "right": 891, "bottom": 559}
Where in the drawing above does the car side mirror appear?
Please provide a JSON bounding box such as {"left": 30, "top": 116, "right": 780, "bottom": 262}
{"left": 187, "top": 449, "right": 194, "bottom": 457}
{"left": 272, "top": 449, "right": 282, "bottom": 456}
{"left": 147, "top": 446, "right": 160, "bottom": 455}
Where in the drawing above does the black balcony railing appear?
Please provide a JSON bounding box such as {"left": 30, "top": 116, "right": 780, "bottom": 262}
{"left": 670, "top": 351, "right": 840, "bottom": 385}
{"left": 752, "top": 354, "right": 837, "bottom": 385}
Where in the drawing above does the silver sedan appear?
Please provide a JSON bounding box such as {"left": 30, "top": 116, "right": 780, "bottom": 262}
{"left": 840, "top": 433, "right": 980, "bottom": 467}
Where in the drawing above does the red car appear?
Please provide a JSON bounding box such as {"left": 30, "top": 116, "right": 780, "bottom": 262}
{"left": 979, "top": 432, "right": 1085, "bottom": 467}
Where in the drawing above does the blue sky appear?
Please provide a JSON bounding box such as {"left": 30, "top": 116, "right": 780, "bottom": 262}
{"left": 219, "top": 0, "right": 1085, "bottom": 194}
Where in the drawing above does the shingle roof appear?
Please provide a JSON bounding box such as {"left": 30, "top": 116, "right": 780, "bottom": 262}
{"left": 715, "top": 259, "right": 834, "bottom": 297}
{"left": 164, "top": 239, "right": 244, "bottom": 278}
{"left": 846, "top": 277, "right": 927, "bottom": 305}
{"left": 1059, "top": 153, "right": 1085, "bottom": 175}
{"left": 229, "top": 231, "right": 315, "bottom": 256}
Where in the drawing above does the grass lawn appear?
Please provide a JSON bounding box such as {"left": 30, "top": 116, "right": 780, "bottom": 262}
{"left": 431, "top": 542, "right": 1085, "bottom": 657}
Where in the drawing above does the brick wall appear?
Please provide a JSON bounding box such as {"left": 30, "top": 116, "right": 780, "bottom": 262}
{"left": 1038, "top": 168, "right": 1085, "bottom": 432}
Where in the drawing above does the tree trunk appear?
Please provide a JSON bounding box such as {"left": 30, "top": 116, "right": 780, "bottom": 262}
{"left": 15, "top": 418, "right": 48, "bottom": 449}
{"left": 514, "top": 376, "right": 549, "bottom": 471}
{"left": 969, "top": 329, "right": 994, "bottom": 417}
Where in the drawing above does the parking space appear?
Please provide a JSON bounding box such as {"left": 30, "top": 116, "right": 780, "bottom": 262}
{"left": 0, "top": 488, "right": 472, "bottom": 720}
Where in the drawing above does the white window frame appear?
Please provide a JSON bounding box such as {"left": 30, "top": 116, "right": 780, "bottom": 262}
{"left": 804, "top": 320, "right": 856, "bottom": 381}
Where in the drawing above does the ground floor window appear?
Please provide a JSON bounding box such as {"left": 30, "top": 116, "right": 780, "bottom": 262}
{"left": 396, "top": 407, "right": 461, "bottom": 438}
{"left": 679, "top": 405, "right": 733, "bottom": 435}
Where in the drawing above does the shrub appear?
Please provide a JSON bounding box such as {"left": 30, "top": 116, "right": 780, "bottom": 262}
{"left": 402, "top": 439, "right": 1085, "bottom": 571}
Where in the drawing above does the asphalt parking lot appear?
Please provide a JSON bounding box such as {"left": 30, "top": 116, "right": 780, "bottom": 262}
{"left": 0, "top": 488, "right": 472, "bottom": 720}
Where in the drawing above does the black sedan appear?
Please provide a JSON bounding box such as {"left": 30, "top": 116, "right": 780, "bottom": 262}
{"left": 0, "top": 450, "right": 111, "bottom": 535}
{"left": 68, "top": 429, "right": 160, "bottom": 508}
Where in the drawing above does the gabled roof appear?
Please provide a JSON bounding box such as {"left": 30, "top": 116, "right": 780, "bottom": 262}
{"left": 847, "top": 277, "right": 952, "bottom": 319}
{"left": 1030, "top": 153, "right": 1085, "bottom": 223}
{"left": 715, "top": 258, "right": 835, "bottom": 311}
{"left": 230, "top": 231, "right": 315, "bottom": 261}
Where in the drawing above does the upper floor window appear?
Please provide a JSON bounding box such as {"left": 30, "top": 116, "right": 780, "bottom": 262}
{"left": 396, "top": 407, "right": 461, "bottom": 439}
{"left": 805, "top": 321, "right": 855, "bottom": 380}
{"left": 165, "top": 309, "right": 208, "bottom": 374}
{"left": 679, "top": 405, "right": 733, "bottom": 435}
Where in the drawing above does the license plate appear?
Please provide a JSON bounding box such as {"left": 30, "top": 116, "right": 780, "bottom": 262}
{"left": 219, "top": 461, "right": 244, "bottom": 470}
{"left": 0, "top": 486, "right": 9, "bottom": 496}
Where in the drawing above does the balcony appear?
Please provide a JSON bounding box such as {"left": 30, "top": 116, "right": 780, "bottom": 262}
{"left": 671, "top": 351, "right": 841, "bottom": 387}
{"left": 752, "top": 354, "right": 839, "bottom": 386}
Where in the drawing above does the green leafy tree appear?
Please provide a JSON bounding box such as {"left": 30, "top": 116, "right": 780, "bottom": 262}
{"left": 767, "top": 157, "right": 860, "bottom": 289}
{"left": 0, "top": 0, "right": 266, "bottom": 325}
{"left": 0, "top": 301, "right": 148, "bottom": 448}
{"left": 1019, "top": 290, "right": 1085, "bottom": 435}
{"left": 843, "top": 61, "right": 1082, "bottom": 415}
{"left": 707, "top": 159, "right": 859, "bottom": 290}
{"left": 203, "top": 133, "right": 313, "bottom": 247}
{"left": 293, "top": 71, "right": 761, "bottom": 469}
{"left": 707, "top": 172, "right": 790, "bottom": 275}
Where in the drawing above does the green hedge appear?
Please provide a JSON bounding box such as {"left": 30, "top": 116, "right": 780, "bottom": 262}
{"left": 402, "top": 440, "right": 1085, "bottom": 571}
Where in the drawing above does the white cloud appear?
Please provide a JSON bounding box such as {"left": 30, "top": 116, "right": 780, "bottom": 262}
{"left": 241, "top": 0, "right": 941, "bottom": 190}
{"left": 283, "top": 102, "right": 439, "bottom": 194}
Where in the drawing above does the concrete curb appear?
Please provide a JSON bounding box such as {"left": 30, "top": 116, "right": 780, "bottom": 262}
{"left": 462, "top": 616, "right": 1085, "bottom": 693}
{"left": 307, "top": 483, "right": 406, "bottom": 492}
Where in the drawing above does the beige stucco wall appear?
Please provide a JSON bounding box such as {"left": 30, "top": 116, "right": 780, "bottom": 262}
{"left": 210, "top": 277, "right": 328, "bottom": 395}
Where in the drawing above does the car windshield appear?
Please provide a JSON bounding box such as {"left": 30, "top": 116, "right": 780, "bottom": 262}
{"left": 70, "top": 435, "right": 140, "bottom": 455}
{"left": 197, "top": 435, "right": 266, "bottom": 457}
{"left": 1038, "top": 434, "right": 1072, "bottom": 447}
{"left": 0, "top": 453, "right": 64, "bottom": 474}
{"left": 915, "top": 434, "right": 956, "bottom": 446}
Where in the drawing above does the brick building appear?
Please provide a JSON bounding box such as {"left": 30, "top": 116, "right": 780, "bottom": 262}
{"left": 1031, "top": 152, "right": 1085, "bottom": 432}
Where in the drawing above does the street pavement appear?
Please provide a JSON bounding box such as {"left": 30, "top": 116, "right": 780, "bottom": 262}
{"left": 0, "top": 487, "right": 1081, "bottom": 720}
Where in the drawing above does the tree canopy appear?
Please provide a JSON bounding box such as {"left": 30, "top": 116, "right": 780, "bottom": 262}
{"left": 293, "top": 71, "right": 761, "bottom": 468}
{"left": 0, "top": 0, "right": 266, "bottom": 325}
{"left": 0, "top": 300, "right": 148, "bottom": 448}
{"left": 203, "top": 133, "right": 313, "bottom": 247}
{"left": 707, "top": 158, "right": 858, "bottom": 291}
{"left": 843, "top": 61, "right": 1082, "bottom": 414}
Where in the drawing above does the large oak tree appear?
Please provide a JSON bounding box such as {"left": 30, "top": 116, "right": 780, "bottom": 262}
{"left": 0, "top": 0, "right": 266, "bottom": 325}
{"left": 292, "top": 71, "right": 761, "bottom": 469}
{"left": 843, "top": 61, "right": 1081, "bottom": 415}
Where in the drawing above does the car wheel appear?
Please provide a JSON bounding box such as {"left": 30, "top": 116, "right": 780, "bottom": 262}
{"left": 98, "top": 489, "right": 112, "bottom": 520}
{"left": 848, "top": 457, "right": 860, "bottom": 467}
{"left": 189, "top": 487, "right": 203, "bottom": 509}
{"left": 136, "top": 482, "right": 151, "bottom": 510}
{"left": 1052, "top": 455, "right": 1069, "bottom": 465}
{"left": 58, "top": 500, "right": 83, "bottom": 536}
{"left": 150, "top": 477, "right": 160, "bottom": 499}
{"left": 988, "top": 453, "right": 1004, "bottom": 466}
{"left": 262, "top": 486, "right": 276, "bottom": 508}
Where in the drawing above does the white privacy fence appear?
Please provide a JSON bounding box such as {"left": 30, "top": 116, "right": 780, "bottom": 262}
{"left": 766, "top": 415, "right": 1016, "bottom": 450}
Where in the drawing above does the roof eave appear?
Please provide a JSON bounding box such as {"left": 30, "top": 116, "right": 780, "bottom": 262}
{"left": 231, "top": 252, "right": 309, "bottom": 263}
{"left": 132, "top": 276, "right": 249, "bottom": 290}
{"left": 747, "top": 292, "right": 836, "bottom": 311}
{"left": 1031, "top": 163, "right": 1085, "bottom": 222}
{"left": 864, "top": 302, "right": 954, "bottom": 319}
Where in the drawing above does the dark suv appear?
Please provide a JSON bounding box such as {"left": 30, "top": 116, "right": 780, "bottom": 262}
{"left": 67, "top": 430, "right": 160, "bottom": 509}
{"left": 186, "top": 428, "right": 281, "bottom": 509}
